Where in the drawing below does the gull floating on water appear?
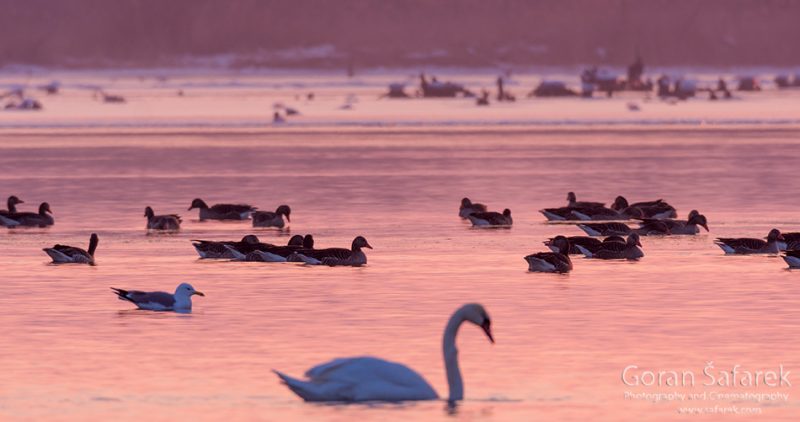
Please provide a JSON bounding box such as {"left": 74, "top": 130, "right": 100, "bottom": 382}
{"left": 111, "top": 283, "right": 204, "bottom": 312}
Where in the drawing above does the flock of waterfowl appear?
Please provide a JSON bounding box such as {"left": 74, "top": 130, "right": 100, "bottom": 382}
{"left": 460, "top": 192, "right": 799, "bottom": 274}
{"left": 0, "top": 195, "right": 371, "bottom": 309}
{"left": 2, "top": 189, "right": 797, "bottom": 404}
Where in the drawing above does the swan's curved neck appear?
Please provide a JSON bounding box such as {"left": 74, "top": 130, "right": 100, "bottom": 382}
{"left": 442, "top": 308, "right": 465, "bottom": 402}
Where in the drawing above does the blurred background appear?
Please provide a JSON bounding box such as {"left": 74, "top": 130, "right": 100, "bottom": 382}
{"left": 2, "top": 0, "right": 798, "bottom": 69}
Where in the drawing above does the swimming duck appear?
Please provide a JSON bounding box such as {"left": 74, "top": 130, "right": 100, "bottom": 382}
{"left": 576, "top": 233, "right": 644, "bottom": 260}
{"left": 459, "top": 197, "right": 487, "bottom": 218}
{"left": 525, "top": 236, "right": 572, "bottom": 273}
{"left": 715, "top": 229, "right": 783, "bottom": 254}
{"left": 0, "top": 195, "right": 23, "bottom": 216}
{"left": 252, "top": 205, "right": 291, "bottom": 228}
{"left": 188, "top": 198, "right": 256, "bottom": 220}
{"left": 291, "top": 236, "right": 372, "bottom": 266}
{"left": 0, "top": 202, "right": 54, "bottom": 227}
{"left": 191, "top": 234, "right": 269, "bottom": 259}
{"left": 43, "top": 233, "right": 98, "bottom": 265}
{"left": 468, "top": 209, "right": 512, "bottom": 227}
{"left": 144, "top": 206, "right": 182, "bottom": 231}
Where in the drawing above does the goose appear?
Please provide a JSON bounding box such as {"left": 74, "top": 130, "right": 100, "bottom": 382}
{"left": 188, "top": 198, "right": 256, "bottom": 220}
{"left": 110, "top": 283, "right": 204, "bottom": 312}
{"left": 782, "top": 250, "right": 800, "bottom": 268}
{"left": 637, "top": 211, "right": 708, "bottom": 235}
{"left": 459, "top": 197, "right": 487, "bottom": 218}
{"left": 525, "top": 236, "right": 572, "bottom": 273}
{"left": 569, "top": 206, "right": 627, "bottom": 221}
{"left": 776, "top": 232, "right": 800, "bottom": 251}
{"left": 715, "top": 229, "right": 783, "bottom": 254}
{"left": 230, "top": 235, "right": 314, "bottom": 262}
{"left": 566, "top": 192, "right": 605, "bottom": 209}
{"left": 576, "top": 233, "right": 644, "bottom": 260}
{"left": 539, "top": 206, "right": 577, "bottom": 221}
{"left": 252, "top": 205, "right": 291, "bottom": 228}
{"left": 612, "top": 196, "right": 677, "bottom": 219}
{"left": 291, "top": 236, "right": 371, "bottom": 266}
{"left": 0, "top": 202, "right": 54, "bottom": 227}
{"left": 43, "top": 233, "right": 98, "bottom": 265}
{"left": 468, "top": 209, "right": 512, "bottom": 227}
{"left": 144, "top": 206, "right": 182, "bottom": 231}
{"left": 0, "top": 195, "right": 23, "bottom": 216}
{"left": 274, "top": 303, "right": 493, "bottom": 403}
{"left": 577, "top": 221, "right": 670, "bottom": 236}
{"left": 191, "top": 234, "right": 270, "bottom": 259}
{"left": 577, "top": 222, "right": 632, "bottom": 236}
{"left": 545, "top": 235, "right": 624, "bottom": 254}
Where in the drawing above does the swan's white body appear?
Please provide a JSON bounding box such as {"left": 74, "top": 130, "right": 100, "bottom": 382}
{"left": 274, "top": 357, "right": 437, "bottom": 402}
{"left": 275, "top": 303, "right": 493, "bottom": 403}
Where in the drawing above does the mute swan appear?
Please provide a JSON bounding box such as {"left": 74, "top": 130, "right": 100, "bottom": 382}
{"left": 274, "top": 303, "right": 493, "bottom": 402}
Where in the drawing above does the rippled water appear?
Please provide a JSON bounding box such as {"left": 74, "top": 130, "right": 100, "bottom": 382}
{"left": 1, "top": 128, "right": 798, "bottom": 421}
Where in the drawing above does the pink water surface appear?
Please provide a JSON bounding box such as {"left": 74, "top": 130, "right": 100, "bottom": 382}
{"left": 0, "top": 128, "right": 798, "bottom": 421}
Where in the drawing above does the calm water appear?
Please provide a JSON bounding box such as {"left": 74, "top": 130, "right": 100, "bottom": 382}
{"left": 1, "top": 128, "right": 799, "bottom": 421}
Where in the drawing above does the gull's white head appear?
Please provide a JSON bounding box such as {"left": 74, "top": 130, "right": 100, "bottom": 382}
{"left": 175, "top": 283, "right": 205, "bottom": 298}
{"left": 459, "top": 303, "right": 493, "bottom": 343}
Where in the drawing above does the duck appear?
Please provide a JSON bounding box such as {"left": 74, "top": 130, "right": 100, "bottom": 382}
{"left": 252, "top": 205, "right": 291, "bottom": 228}
{"left": 459, "top": 197, "right": 487, "bottom": 218}
{"left": 715, "top": 229, "right": 783, "bottom": 254}
{"left": 782, "top": 250, "right": 800, "bottom": 268}
{"left": 274, "top": 303, "right": 493, "bottom": 403}
{"left": 612, "top": 196, "right": 677, "bottom": 219}
{"left": 525, "top": 236, "right": 572, "bottom": 273}
{"left": 191, "top": 234, "right": 270, "bottom": 259}
{"left": 188, "top": 198, "right": 256, "bottom": 220}
{"left": 636, "top": 210, "right": 709, "bottom": 235}
{"left": 230, "top": 235, "right": 314, "bottom": 262}
{"left": 111, "top": 283, "right": 204, "bottom": 312}
{"left": 0, "top": 195, "right": 23, "bottom": 216}
{"left": 576, "top": 233, "right": 644, "bottom": 260}
{"left": 0, "top": 202, "right": 54, "bottom": 227}
{"left": 468, "top": 209, "right": 512, "bottom": 227}
{"left": 291, "top": 236, "right": 372, "bottom": 266}
{"left": 43, "top": 233, "right": 99, "bottom": 265}
{"left": 144, "top": 206, "right": 182, "bottom": 231}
